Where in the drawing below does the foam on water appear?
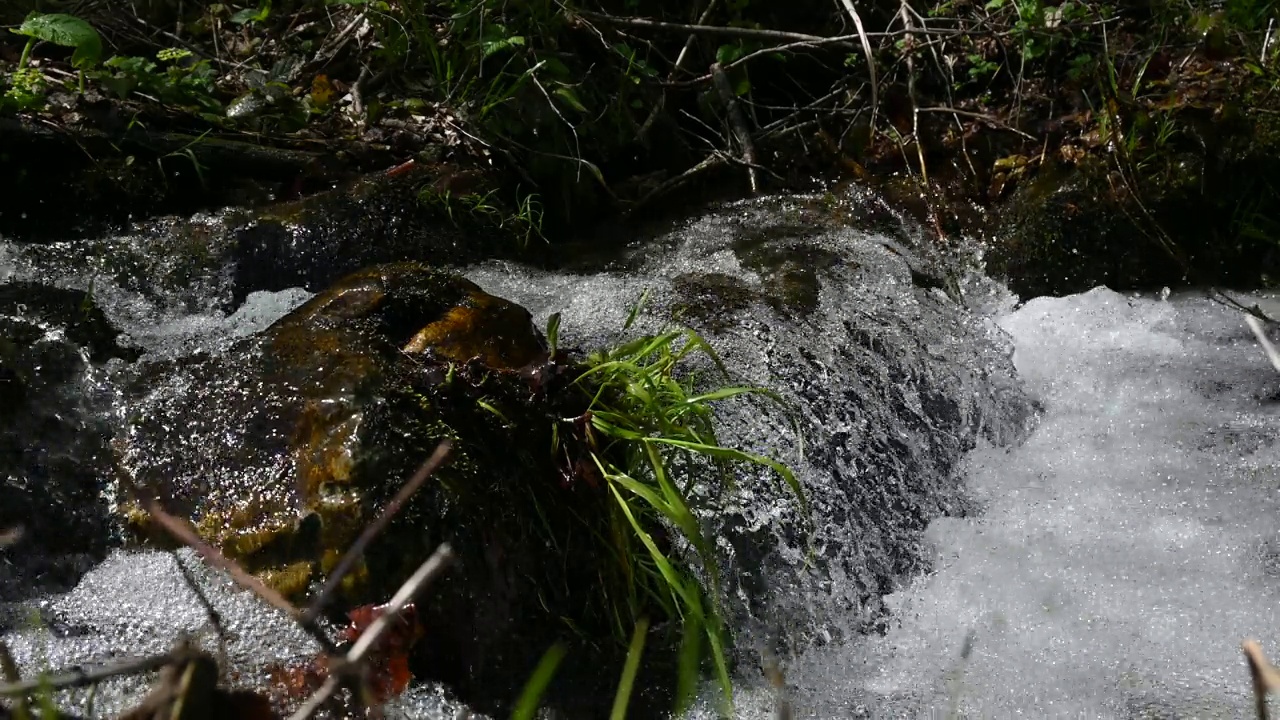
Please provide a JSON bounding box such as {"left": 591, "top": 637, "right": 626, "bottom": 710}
{"left": 743, "top": 287, "right": 1280, "bottom": 718}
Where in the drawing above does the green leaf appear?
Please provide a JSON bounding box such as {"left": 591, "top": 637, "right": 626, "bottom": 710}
{"left": 546, "top": 311, "right": 562, "bottom": 357}
{"left": 13, "top": 12, "right": 102, "bottom": 69}
{"left": 511, "top": 643, "right": 567, "bottom": 720}
{"left": 716, "top": 43, "right": 744, "bottom": 65}
{"left": 623, "top": 289, "right": 650, "bottom": 332}
{"left": 481, "top": 33, "right": 526, "bottom": 59}
{"left": 610, "top": 618, "right": 649, "bottom": 720}
{"left": 230, "top": 1, "right": 271, "bottom": 25}
{"left": 553, "top": 86, "right": 587, "bottom": 113}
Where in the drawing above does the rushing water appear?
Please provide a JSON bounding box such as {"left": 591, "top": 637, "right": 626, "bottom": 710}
{"left": 3, "top": 190, "right": 1280, "bottom": 718}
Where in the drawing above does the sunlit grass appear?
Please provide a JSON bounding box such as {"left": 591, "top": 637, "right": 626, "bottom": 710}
{"left": 562, "top": 305, "right": 808, "bottom": 714}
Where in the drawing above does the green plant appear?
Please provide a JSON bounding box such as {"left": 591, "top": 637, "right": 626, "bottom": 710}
{"left": 3, "top": 67, "right": 45, "bottom": 110}
{"left": 96, "top": 51, "right": 221, "bottom": 114}
{"left": 11, "top": 12, "right": 102, "bottom": 73}
{"left": 417, "top": 186, "right": 545, "bottom": 247}
{"left": 565, "top": 309, "right": 806, "bottom": 714}
{"left": 5, "top": 12, "right": 102, "bottom": 103}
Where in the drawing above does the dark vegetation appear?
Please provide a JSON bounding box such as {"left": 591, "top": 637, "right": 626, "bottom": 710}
{"left": 5, "top": 0, "right": 1280, "bottom": 292}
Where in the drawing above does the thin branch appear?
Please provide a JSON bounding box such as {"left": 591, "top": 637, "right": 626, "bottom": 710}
{"left": 624, "top": 153, "right": 727, "bottom": 215}
{"left": 638, "top": 0, "right": 721, "bottom": 140}
{"left": 916, "top": 106, "right": 1038, "bottom": 141}
{"left": 289, "top": 544, "right": 457, "bottom": 720}
{"left": 299, "top": 440, "right": 453, "bottom": 628}
{"left": 171, "top": 552, "right": 229, "bottom": 661}
{"left": 836, "top": 0, "right": 879, "bottom": 142}
{"left": 142, "top": 500, "right": 338, "bottom": 655}
{"left": 576, "top": 10, "right": 971, "bottom": 43}
{"left": 0, "top": 652, "right": 176, "bottom": 698}
{"left": 710, "top": 62, "right": 759, "bottom": 194}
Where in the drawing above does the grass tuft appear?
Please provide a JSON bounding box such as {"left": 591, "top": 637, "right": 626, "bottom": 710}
{"left": 565, "top": 312, "right": 808, "bottom": 714}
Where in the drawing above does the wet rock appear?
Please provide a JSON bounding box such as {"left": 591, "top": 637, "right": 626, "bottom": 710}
{"left": 228, "top": 162, "right": 511, "bottom": 306}
{"left": 1, "top": 161, "right": 515, "bottom": 317}
{"left": 465, "top": 192, "right": 1039, "bottom": 654}
{"left": 989, "top": 160, "right": 1188, "bottom": 297}
{"left": 116, "top": 262, "right": 648, "bottom": 716}
{"left": 0, "top": 282, "right": 138, "bottom": 598}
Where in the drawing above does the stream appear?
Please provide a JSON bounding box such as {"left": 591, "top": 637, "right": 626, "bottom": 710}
{"left": 2, "top": 189, "right": 1279, "bottom": 718}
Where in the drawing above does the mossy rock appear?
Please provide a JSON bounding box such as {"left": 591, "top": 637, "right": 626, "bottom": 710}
{"left": 116, "top": 262, "right": 669, "bottom": 716}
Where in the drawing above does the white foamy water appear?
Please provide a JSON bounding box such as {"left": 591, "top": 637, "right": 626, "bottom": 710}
{"left": 737, "top": 287, "right": 1280, "bottom": 718}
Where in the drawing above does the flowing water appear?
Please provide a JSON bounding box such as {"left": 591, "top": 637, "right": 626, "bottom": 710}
{"left": 2, "top": 190, "right": 1280, "bottom": 718}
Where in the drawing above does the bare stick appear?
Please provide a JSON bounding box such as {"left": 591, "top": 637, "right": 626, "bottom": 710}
{"left": 835, "top": 0, "right": 879, "bottom": 141}
{"left": 710, "top": 63, "right": 759, "bottom": 194}
{"left": 143, "top": 500, "right": 337, "bottom": 655}
{"left": 289, "top": 544, "right": 457, "bottom": 720}
{"left": 300, "top": 440, "right": 452, "bottom": 627}
{"left": 170, "top": 552, "right": 229, "bottom": 661}
{"left": 0, "top": 651, "right": 176, "bottom": 698}
{"left": 898, "top": 1, "right": 926, "bottom": 183}
{"left": 1244, "top": 639, "right": 1280, "bottom": 720}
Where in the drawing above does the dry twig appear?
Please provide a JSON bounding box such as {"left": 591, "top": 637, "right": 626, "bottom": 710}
{"left": 299, "top": 440, "right": 453, "bottom": 628}
{"left": 710, "top": 62, "right": 759, "bottom": 194}
{"left": 288, "top": 544, "right": 457, "bottom": 720}
{"left": 1244, "top": 639, "right": 1280, "bottom": 720}
{"left": 142, "top": 499, "right": 338, "bottom": 653}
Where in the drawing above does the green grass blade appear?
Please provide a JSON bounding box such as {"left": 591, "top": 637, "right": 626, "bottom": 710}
{"left": 511, "top": 643, "right": 568, "bottom": 720}
{"left": 610, "top": 617, "right": 651, "bottom": 720}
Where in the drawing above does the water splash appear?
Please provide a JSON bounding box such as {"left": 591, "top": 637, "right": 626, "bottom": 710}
{"left": 722, "top": 287, "right": 1280, "bottom": 718}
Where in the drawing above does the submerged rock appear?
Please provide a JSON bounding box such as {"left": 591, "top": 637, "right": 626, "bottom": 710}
{"left": 115, "top": 262, "right": 654, "bottom": 716}
{"left": 0, "top": 162, "right": 514, "bottom": 318}
{"left": 0, "top": 282, "right": 139, "bottom": 597}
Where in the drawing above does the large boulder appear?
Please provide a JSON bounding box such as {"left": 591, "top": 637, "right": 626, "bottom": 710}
{"left": 115, "top": 262, "right": 656, "bottom": 716}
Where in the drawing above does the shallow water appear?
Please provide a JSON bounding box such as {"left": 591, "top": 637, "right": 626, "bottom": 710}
{"left": 7, "top": 192, "right": 1280, "bottom": 718}
{"left": 702, "top": 288, "right": 1280, "bottom": 718}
